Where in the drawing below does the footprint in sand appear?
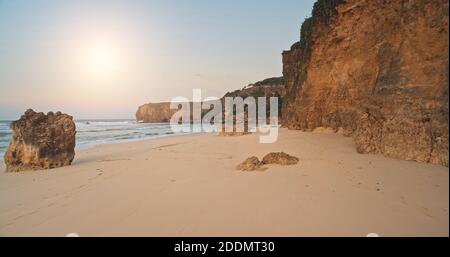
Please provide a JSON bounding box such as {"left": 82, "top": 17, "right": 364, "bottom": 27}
{"left": 153, "top": 143, "right": 185, "bottom": 151}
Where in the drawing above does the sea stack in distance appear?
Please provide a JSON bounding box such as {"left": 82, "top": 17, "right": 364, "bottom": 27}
{"left": 3, "top": 109, "right": 76, "bottom": 172}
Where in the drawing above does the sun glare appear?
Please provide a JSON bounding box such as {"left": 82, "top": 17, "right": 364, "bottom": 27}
{"left": 85, "top": 43, "right": 120, "bottom": 77}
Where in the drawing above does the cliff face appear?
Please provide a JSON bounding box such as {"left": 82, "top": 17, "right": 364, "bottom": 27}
{"left": 137, "top": 77, "right": 286, "bottom": 123}
{"left": 283, "top": 0, "right": 449, "bottom": 166}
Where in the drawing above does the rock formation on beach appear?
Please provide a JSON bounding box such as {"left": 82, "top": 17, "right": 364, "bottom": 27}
{"left": 282, "top": 0, "right": 449, "bottom": 166}
{"left": 262, "top": 152, "right": 299, "bottom": 165}
{"left": 136, "top": 102, "right": 214, "bottom": 124}
{"left": 236, "top": 156, "right": 265, "bottom": 171}
{"left": 236, "top": 152, "right": 299, "bottom": 171}
{"left": 136, "top": 103, "right": 178, "bottom": 123}
{"left": 4, "top": 109, "right": 76, "bottom": 172}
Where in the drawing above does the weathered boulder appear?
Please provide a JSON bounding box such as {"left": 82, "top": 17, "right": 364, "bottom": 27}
{"left": 236, "top": 156, "right": 265, "bottom": 171}
{"left": 236, "top": 152, "right": 299, "bottom": 171}
{"left": 4, "top": 109, "right": 76, "bottom": 172}
{"left": 262, "top": 152, "right": 299, "bottom": 165}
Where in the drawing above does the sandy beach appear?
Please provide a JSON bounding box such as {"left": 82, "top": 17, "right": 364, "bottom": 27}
{"left": 0, "top": 128, "right": 448, "bottom": 237}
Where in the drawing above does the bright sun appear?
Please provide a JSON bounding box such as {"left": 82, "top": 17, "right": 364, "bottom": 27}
{"left": 86, "top": 44, "right": 120, "bottom": 77}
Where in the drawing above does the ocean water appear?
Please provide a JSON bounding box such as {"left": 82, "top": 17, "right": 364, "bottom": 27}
{"left": 0, "top": 121, "right": 10, "bottom": 157}
{"left": 0, "top": 120, "right": 192, "bottom": 157}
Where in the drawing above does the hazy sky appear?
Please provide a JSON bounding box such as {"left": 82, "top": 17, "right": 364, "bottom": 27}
{"left": 0, "top": 0, "right": 315, "bottom": 119}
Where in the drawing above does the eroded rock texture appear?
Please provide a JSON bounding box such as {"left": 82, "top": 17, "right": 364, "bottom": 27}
{"left": 136, "top": 103, "right": 178, "bottom": 123}
{"left": 262, "top": 152, "right": 299, "bottom": 165}
{"left": 236, "top": 153, "right": 299, "bottom": 171}
{"left": 283, "top": 0, "right": 449, "bottom": 166}
{"left": 4, "top": 109, "right": 76, "bottom": 172}
{"left": 236, "top": 156, "right": 265, "bottom": 171}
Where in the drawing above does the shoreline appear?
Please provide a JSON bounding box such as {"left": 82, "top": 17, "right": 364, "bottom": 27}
{"left": 0, "top": 128, "right": 448, "bottom": 236}
{"left": 74, "top": 130, "right": 195, "bottom": 153}
{"left": 0, "top": 120, "right": 191, "bottom": 158}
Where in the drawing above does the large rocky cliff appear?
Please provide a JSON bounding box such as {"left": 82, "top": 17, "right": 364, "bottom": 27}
{"left": 282, "top": 0, "right": 449, "bottom": 166}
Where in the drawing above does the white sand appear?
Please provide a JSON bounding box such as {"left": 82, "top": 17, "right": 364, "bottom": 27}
{"left": 0, "top": 128, "right": 448, "bottom": 236}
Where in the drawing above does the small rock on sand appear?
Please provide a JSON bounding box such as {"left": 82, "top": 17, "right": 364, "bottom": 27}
{"left": 236, "top": 152, "right": 299, "bottom": 171}
{"left": 262, "top": 152, "right": 299, "bottom": 165}
{"left": 236, "top": 156, "right": 265, "bottom": 171}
